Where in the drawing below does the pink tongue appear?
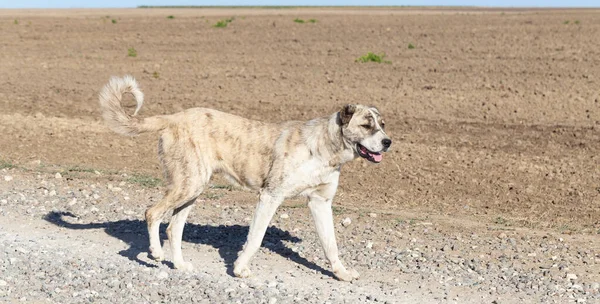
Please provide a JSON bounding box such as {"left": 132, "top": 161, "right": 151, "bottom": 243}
{"left": 372, "top": 153, "right": 383, "bottom": 162}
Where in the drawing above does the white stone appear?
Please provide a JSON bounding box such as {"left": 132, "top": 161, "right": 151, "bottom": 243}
{"left": 279, "top": 213, "right": 289, "bottom": 219}
{"left": 3, "top": 176, "right": 13, "bottom": 182}
{"left": 572, "top": 284, "right": 583, "bottom": 291}
{"left": 157, "top": 271, "right": 168, "bottom": 280}
{"left": 566, "top": 273, "right": 578, "bottom": 280}
{"left": 55, "top": 173, "right": 62, "bottom": 179}
{"left": 341, "top": 217, "right": 352, "bottom": 227}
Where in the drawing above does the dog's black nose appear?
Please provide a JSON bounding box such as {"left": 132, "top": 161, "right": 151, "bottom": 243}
{"left": 382, "top": 138, "right": 392, "bottom": 148}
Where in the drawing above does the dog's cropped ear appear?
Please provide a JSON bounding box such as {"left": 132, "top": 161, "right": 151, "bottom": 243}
{"left": 340, "top": 104, "right": 356, "bottom": 125}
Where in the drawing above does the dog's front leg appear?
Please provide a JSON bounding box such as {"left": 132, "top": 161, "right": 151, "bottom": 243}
{"left": 308, "top": 193, "right": 359, "bottom": 281}
{"left": 234, "top": 191, "right": 283, "bottom": 278}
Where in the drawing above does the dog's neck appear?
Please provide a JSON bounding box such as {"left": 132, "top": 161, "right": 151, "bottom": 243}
{"left": 303, "top": 113, "right": 356, "bottom": 168}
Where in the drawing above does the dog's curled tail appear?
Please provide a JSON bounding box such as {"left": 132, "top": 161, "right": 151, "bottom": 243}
{"left": 99, "top": 75, "right": 168, "bottom": 136}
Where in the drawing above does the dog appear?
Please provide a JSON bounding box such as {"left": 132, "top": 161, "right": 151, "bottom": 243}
{"left": 98, "top": 76, "right": 392, "bottom": 281}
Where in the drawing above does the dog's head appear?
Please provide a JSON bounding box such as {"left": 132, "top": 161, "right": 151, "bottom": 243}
{"left": 339, "top": 104, "right": 392, "bottom": 163}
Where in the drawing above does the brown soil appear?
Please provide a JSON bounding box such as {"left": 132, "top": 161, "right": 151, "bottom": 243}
{"left": 1, "top": 7, "right": 600, "bottom": 234}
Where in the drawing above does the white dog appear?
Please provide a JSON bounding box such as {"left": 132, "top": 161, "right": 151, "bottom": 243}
{"left": 99, "top": 76, "right": 392, "bottom": 281}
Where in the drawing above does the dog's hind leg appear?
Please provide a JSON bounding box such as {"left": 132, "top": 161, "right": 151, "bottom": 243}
{"left": 145, "top": 191, "right": 181, "bottom": 262}
{"left": 146, "top": 180, "right": 205, "bottom": 265}
{"left": 166, "top": 200, "right": 196, "bottom": 271}
{"left": 233, "top": 191, "right": 283, "bottom": 278}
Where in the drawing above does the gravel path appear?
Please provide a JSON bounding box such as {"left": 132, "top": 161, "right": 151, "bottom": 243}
{"left": 1, "top": 167, "right": 599, "bottom": 303}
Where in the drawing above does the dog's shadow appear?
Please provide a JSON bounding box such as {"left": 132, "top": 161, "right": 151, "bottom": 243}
{"left": 44, "top": 211, "right": 333, "bottom": 278}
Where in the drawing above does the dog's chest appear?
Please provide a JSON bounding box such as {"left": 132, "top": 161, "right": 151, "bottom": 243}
{"left": 287, "top": 158, "right": 340, "bottom": 194}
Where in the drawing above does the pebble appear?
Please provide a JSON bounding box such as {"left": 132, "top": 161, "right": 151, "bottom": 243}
{"left": 279, "top": 213, "right": 289, "bottom": 219}
{"left": 4, "top": 175, "right": 13, "bottom": 181}
{"left": 567, "top": 273, "right": 578, "bottom": 281}
{"left": 572, "top": 284, "right": 583, "bottom": 291}
{"left": 157, "top": 271, "right": 169, "bottom": 280}
{"left": 368, "top": 213, "right": 378, "bottom": 218}
{"left": 55, "top": 173, "right": 62, "bottom": 179}
{"left": 342, "top": 217, "right": 352, "bottom": 227}
{"left": 0, "top": 280, "right": 7, "bottom": 287}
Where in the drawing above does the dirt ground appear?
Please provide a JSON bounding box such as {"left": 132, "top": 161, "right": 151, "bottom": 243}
{"left": 1, "top": 7, "right": 600, "bottom": 291}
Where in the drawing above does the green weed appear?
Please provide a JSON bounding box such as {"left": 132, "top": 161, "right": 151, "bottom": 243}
{"left": 111, "top": 19, "right": 117, "bottom": 24}
{"left": 494, "top": 216, "right": 510, "bottom": 226}
{"left": 152, "top": 71, "right": 159, "bottom": 79}
{"left": 127, "top": 174, "right": 161, "bottom": 188}
{"left": 67, "top": 166, "right": 96, "bottom": 174}
{"left": 308, "top": 19, "right": 317, "bottom": 23}
{"left": 0, "top": 160, "right": 16, "bottom": 169}
{"left": 205, "top": 192, "right": 224, "bottom": 200}
{"left": 14, "top": 19, "right": 18, "bottom": 25}
{"left": 574, "top": 20, "right": 580, "bottom": 24}
{"left": 210, "top": 184, "right": 233, "bottom": 191}
{"left": 214, "top": 20, "right": 228, "bottom": 27}
{"left": 356, "top": 52, "right": 391, "bottom": 64}
{"left": 332, "top": 206, "right": 345, "bottom": 215}
{"left": 127, "top": 47, "right": 137, "bottom": 57}
{"left": 564, "top": 20, "right": 570, "bottom": 24}
{"left": 213, "top": 17, "right": 235, "bottom": 28}
{"left": 293, "top": 18, "right": 305, "bottom": 23}
{"left": 167, "top": 15, "right": 175, "bottom": 19}
{"left": 408, "top": 43, "right": 415, "bottom": 49}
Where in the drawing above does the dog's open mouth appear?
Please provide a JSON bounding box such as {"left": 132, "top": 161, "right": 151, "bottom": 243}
{"left": 357, "top": 144, "right": 383, "bottom": 163}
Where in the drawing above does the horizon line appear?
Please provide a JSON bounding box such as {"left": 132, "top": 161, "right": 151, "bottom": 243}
{"left": 2, "top": 5, "right": 599, "bottom": 9}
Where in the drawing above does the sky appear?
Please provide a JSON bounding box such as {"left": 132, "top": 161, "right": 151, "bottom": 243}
{"left": 1, "top": 0, "right": 598, "bottom": 8}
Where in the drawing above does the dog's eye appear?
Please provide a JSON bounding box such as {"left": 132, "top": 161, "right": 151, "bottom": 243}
{"left": 380, "top": 122, "right": 385, "bottom": 129}
{"left": 361, "top": 124, "right": 371, "bottom": 129}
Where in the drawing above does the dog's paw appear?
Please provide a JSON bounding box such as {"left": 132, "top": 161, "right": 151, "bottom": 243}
{"left": 148, "top": 246, "right": 165, "bottom": 262}
{"left": 334, "top": 268, "right": 360, "bottom": 282}
{"left": 233, "top": 264, "right": 252, "bottom": 278}
{"left": 174, "top": 261, "right": 194, "bottom": 272}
